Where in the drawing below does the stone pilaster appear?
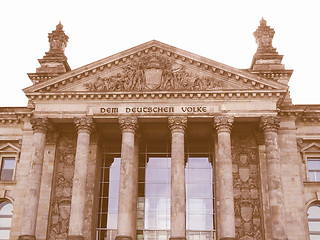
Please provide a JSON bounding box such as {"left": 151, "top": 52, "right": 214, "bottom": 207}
{"left": 131, "top": 132, "right": 140, "bottom": 240}
{"left": 260, "top": 116, "right": 287, "bottom": 240}
{"left": 67, "top": 117, "right": 94, "bottom": 240}
{"left": 168, "top": 116, "right": 187, "bottom": 240}
{"left": 116, "top": 117, "right": 138, "bottom": 240}
{"left": 213, "top": 116, "right": 236, "bottom": 240}
{"left": 18, "top": 118, "right": 51, "bottom": 240}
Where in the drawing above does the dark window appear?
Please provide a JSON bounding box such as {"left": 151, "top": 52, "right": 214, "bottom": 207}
{"left": 308, "top": 204, "right": 320, "bottom": 239}
{"left": 0, "top": 201, "right": 13, "bottom": 240}
{"left": 308, "top": 158, "right": 320, "bottom": 182}
{"left": 0, "top": 157, "right": 15, "bottom": 181}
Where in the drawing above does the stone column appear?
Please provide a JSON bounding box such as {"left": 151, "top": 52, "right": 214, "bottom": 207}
{"left": 168, "top": 116, "right": 187, "bottom": 240}
{"left": 116, "top": 117, "right": 138, "bottom": 240}
{"left": 213, "top": 116, "right": 236, "bottom": 240}
{"left": 260, "top": 116, "right": 287, "bottom": 240}
{"left": 67, "top": 117, "right": 94, "bottom": 240}
{"left": 18, "top": 118, "right": 51, "bottom": 240}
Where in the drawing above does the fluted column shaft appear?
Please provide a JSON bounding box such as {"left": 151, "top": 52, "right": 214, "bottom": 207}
{"left": 67, "top": 117, "right": 94, "bottom": 240}
{"left": 19, "top": 118, "right": 51, "bottom": 240}
{"left": 260, "top": 116, "right": 287, "bottom": 240}
{"left": 168, "top": 116, "right": 187, "bottom": 240}
{"left": 116, "top": 117, "right": 138, "bottom": 240}
{"left": 214, "top": 116, "right": 236, "bottom": 240}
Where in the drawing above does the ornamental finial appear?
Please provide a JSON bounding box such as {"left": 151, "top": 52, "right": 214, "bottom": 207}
{"left": 254, "top": 18, "right": 275, "bottom": 49}
{"left": 48, "top": 21, "right": 69, "bottom": 53}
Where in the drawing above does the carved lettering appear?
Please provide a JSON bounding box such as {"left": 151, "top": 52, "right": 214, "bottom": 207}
{"left": 100, "top": 107, "right": 118, "bottom": 113}
{"left": 181, "top": 106, "right": 207, "bottom": 113}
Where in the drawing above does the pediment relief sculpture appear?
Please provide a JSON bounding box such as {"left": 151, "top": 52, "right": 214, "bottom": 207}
{"left": 84, "top": 54, "right": 223, "bottom": 92}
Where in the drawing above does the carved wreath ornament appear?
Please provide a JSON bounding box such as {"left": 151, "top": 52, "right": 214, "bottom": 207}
{"left": 84, "top": 55, "right": 223, "bottom": 92}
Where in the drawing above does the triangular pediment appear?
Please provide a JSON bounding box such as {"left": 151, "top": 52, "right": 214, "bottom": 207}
{"left": 301, "top": 143, "right": 320, "bottom": 153}
{"left": 24, "top": 40, "right": 288, "bottom": 96}
{"left": 0, "top": 143, "right": 20, "bottom": 153}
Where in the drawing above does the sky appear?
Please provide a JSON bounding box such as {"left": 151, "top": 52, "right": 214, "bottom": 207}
{"left": 0, "top": 0, "right": 319, "bottom": 106}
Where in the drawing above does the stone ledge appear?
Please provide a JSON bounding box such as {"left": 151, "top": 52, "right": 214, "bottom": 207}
{"left": 115, "top": 236, "right": 132, "bottom": 240}
{"left": 18, "top": 235, "right": 36, "bottom": 240}
{"left": 67, "top": 235, "right": 84, "bottom": 240}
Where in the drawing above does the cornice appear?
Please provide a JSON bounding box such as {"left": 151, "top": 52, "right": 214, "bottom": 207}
{"left": 23, "top": 40, "right": 288, "bottom": 94}
{"left": 280, "top": 106, "right": 320, "bottom": 122}
{"left": 0, "top": 108, "right": 32, "bottom": 125}
{"left": 25, "top": 89, "right": 286, "bottom": 101}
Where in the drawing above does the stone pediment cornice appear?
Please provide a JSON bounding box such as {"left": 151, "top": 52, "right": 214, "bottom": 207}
{"left": 26, "top": 89, "right": 286, "bottom": 102}
{"left": 280, "top": 105, "right": 320, "bottom": 122}
{"left": 24, "top": 40, "right": 288, "bottom": 95}
{"left": 0, "top": 107, "right": 32, "bottom": 124}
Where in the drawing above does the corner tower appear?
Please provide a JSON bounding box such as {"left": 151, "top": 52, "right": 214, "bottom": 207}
{"left": 249, "top": 18, "right": 293, "bottom": 86}
{"left": 27, "top": 22, "right": 71, "bottom": 84}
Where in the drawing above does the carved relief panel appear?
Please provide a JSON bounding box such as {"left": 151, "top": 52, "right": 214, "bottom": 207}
{"left": 48, "top": 134, "right": 76, "bottom": 240}
{"left": 232, "top": 135, "right": 263, "bottom": 240}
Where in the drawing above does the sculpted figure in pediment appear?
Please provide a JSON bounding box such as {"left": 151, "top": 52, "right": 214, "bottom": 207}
{"left": 84, "top": 54, "right": 223, "bottom": 92}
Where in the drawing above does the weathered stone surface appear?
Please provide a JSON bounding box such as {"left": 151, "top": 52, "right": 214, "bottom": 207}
{"left": 169, "top": 116, "right": 187, "bottom": 239}
{"left": 116, "top": 117, "right": 139, "bottom": 238}
{"left": 19, "top": 118, "right": 51, "bottom": 237}
{"left": 49, "top": 134, "right": 76, "bottom": 240}
{"left": 17, "top": 235, "right": 36, "bottom": 240}
{"left": 68, "top": 118, "right": 94, "bottom": 238}
{"left": 214, "top": 116, "right": 236, "bottom": 239}
{"left": 260, "top": 116, "right": 287, "bottom": 240}
{"left": 232, "top": 133, "right": 263, "bottom": 240}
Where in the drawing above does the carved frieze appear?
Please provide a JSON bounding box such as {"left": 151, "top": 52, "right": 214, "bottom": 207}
{"left": 232, "top": 135, "right": 263, "bottom": 240}
{"left": 49, "top": 134, "right": 76, "bottom": 240}
{"left": 84, "top": 55, "right": 223, "bottom": 92}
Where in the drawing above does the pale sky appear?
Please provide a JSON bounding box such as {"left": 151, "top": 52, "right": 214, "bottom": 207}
{"left": 0, "top": 0, "right": 319, "bottom": 106}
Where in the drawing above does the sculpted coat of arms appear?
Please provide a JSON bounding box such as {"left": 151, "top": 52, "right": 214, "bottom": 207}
{"left": 84, "top": 55, "right": 223, "bottom": 92}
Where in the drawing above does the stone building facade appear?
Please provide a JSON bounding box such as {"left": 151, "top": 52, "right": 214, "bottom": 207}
{"left": 0, "top": 19, "right": 319, "bottom": 240}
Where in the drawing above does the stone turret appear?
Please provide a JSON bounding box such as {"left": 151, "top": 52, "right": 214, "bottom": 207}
{"left": 249, "top": 18, "right": 293, "bottom": 86}
{"left": 28, "top": 22, "right": 71, "bottom": 84}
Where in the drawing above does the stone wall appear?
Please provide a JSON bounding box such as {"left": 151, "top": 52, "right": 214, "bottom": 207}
{"left": 278, "top": 118, "right": 308, "bottom": 240}
{"left": 232, "top": 127, "right": 263, "bottom": 240}
{"left": 48, "top": 133, "right": 76, "bottom": 240}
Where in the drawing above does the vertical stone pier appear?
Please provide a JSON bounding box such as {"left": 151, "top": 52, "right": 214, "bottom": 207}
{"left": 67, "top": 117, "right": 94, "bottom": 240}
{"left": 116, "top": 117, "right": 138, "bottom": 240}
{"left": 260, "top": 116, "right": 288, "bottom": 240}
{"left": 18, "top": 118, "right": 51, "bottom": 240}
{"left": 168, "top": 116, "right": 187, "bottom": 240}
{"left": 213, "top": 116, "right": 236, "bottom": 240}
{"left": 131, "top": 132, "right": 140, "bottom": 240}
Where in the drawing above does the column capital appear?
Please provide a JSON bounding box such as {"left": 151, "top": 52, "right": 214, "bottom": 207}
{"left": 119, "top": 116, "right": 138, "bottom": 133}
{"left": 213, "top": 115, "right": 234, "bottom": 133}
{"left": 168, "top": 116, "right": 187, "bottom": 133}
{"left": 74, "top": 117, "right": 94, "bottom": 134}
{"left": 260, "top": 115, "right": 281, "bottom": 133}
{"left": 30, "top": 117, "right": 52, "bottom": 134}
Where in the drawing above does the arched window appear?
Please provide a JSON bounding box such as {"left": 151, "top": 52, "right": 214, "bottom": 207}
{"left": 308, "top": 203, "right": 320, "bottom": 239}
{"left": 0, "top": 201, "right": 13, "bottom": 240}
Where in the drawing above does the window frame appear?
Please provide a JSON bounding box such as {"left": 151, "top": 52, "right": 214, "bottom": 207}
{"left": 307, "top": 202, "right": 320, "bottom": 238}
{"left": 307, "top": 157, "right": 320, "bottom": 182}
{"left": 0, "top": 199, "right": 13, "bottom": 240}
{"left": 0, "top": 143, "right": 20, "bottom": 182}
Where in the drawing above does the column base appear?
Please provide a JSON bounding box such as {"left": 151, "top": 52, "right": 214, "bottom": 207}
{"left": 115, "top": 236, "right": 132, "bottom": 240}
{"left": 169, "top": 238, "right": 186, "bottom": 240}
{"left": 18, "top": 235, "right": 36, "bottom": 240}
{"left": 66, "top": 235, "right": 84, "bottom": 240}
{"left": 220, "top": 238, "right": 237, "bottom": 240}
